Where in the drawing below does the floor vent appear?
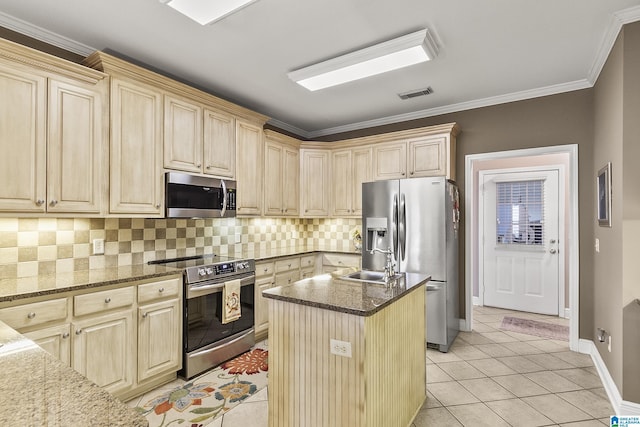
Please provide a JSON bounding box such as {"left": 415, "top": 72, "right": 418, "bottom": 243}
{"left": 398, "top": 86, "right": 434, "bottom": 100}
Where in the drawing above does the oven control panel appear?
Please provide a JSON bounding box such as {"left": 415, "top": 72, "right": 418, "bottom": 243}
{"left": 187, "top": 259, "right": 255, "bottom": 283}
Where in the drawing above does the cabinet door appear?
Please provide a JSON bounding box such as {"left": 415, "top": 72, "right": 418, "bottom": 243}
{"left": 164, "top": 94, "right": 202, "bottom": 173}
{"left": 301, "top": 149, "right": 331, "bottom": 217}
{"left": 236, "top": 120, "right": 263, "bottom": 215}
{"left": 72, "top": 309, "right": 135, "bottom": 397}
{"left": 373, "top": 141, "right": 406, "bottom": 180}
{"left": 0, "top": 63, "right": 46, "bottom": 212}
{"left": 282, "top": 145, "right": 300, "bottom": 216}
{"left": 203, "top": 108, "right": 235, "bottom": 178}
{"left": 110, "top": 78, "right": 163, "bottom": 216}
{"left": 255, "top": 276, "right": 274, "bottom": 337}
{"left": 351, "top": 147, "right": 372, "bottom": 217}
{"left": 408, "top": 136, "right": 446, "bottom": 178}
{"left": 47, "top": 78, "right": 105, "bottom": 214}
{"left": 263, "top": 140, "right": 284, "bottom": 216}
{"left": 25, "top": 323, "right": 71, "bottom": 367}
{"left": 138, "top": 299, "right": 181, "bottom": 382}
{"left": 331, "top": 149, "right": 352, "bottom": 217}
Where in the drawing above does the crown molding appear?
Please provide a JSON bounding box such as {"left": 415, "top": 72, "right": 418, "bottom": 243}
{"left": 266, "top": 118, "right": 311, "bottom": 139}
{"left": 0, "top": 11, "right": 95, "bottom": 56}
{"left": 305, "top": 79, "right": 592, "bottom": 138}
{"left": 587, "top": 5, "right": 640, "bottom": 85}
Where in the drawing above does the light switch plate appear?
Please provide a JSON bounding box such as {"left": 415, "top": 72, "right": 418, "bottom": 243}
{"left": 595, "top": 238, "right": 600, "bottom": 253}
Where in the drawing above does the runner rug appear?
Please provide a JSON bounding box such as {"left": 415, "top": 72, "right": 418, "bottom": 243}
{"left": 134, "top": 343, "right": 268, "bottom": 427}
{"left": 500, "top": 316, "right": 569, "bottom": 341}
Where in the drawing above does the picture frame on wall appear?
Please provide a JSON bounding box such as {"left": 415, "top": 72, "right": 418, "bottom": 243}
{"left": 597, "top": 162, "right": 612, "bottom": 227}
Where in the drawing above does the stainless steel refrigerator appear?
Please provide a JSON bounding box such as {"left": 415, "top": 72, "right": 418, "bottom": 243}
{"left": 362, "top": 176, "right": 460, "bottom": 352}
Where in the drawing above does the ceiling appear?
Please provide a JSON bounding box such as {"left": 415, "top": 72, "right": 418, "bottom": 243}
{"left": 1, "top": 0, "right": 640, "bottom": 138}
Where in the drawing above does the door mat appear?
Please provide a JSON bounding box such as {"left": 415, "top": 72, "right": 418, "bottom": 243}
{"left": 500, "top": 316, "right": 569, "bottom": 341}
{"left": 133, "top": 342, "right": 268, "bottom": 427}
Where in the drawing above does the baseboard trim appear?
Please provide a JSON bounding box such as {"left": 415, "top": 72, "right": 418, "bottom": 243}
{"left": 564, "top": 308, "right": 571, "bottom": 319}
{"left": 578, "top": 339, "right": 640, "bottom": 416}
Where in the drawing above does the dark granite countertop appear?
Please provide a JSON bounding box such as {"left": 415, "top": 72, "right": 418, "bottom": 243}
{"left": 262, "top": 271, "right": 430, "bottom": 316}
{"left": 0, "top": 321, "right": 148, "bottom": 426}
{"left": 235, "top": 244, "right": 362, "bottom": 262}
{"left": 0, "top": 264, "right": 182, "bottom": 303}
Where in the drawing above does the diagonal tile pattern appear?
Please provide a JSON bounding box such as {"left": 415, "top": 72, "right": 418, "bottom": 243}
{"left": 131, "top": 306, "right": 614, "bottom": 426}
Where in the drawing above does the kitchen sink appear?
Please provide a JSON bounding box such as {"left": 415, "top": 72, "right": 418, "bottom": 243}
{"left": 341, "top": 270, "right": 402, "bottom": 284}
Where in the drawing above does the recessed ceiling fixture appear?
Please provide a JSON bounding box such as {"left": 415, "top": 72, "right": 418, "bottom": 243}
{"left": 160, "top": 0, "right": 259, "bottom": 25}
{"left": 398, "top": 86, "right": 434, "bottom": 100}
{"left": 288, "top": 29, "right": 439, "bottom": 91}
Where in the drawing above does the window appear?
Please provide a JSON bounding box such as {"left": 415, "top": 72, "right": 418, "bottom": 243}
{"left": 496, "top": 180, "right": 544, "bottom": 245}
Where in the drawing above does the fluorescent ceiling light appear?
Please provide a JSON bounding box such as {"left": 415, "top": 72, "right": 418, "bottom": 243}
{"left": 288, "top": 29, "right": 439, "bottom": 91}
{"left": 161, "top": 0, "right": 258, "bottom": 25}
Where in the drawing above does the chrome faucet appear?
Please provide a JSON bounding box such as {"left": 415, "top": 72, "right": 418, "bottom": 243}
{"left": 369, "top": 247, "right": 396, "bottom": 281}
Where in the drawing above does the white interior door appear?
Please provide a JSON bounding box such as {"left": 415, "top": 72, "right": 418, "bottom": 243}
{"left": 481, "top": 170, "right": 560, "bottom": 315}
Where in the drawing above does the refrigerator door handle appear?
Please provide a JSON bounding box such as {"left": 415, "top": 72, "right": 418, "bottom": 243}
{"left": 392, "top": 194, "right": 399, "bottom": 260}
{"left": 399, "top": 192, "right": 406, "bottom": 261}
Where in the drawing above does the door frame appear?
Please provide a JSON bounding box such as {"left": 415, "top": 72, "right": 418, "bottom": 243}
{"left": 478, "top": 166, "right": 565, "bottom": 315}
{"left": 465, "top": 145, "right": 579, "bottom": 351}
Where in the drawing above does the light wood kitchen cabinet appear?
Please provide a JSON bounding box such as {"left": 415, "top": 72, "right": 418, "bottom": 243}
{"left": 236, "top": 120, "right": 264, "bottom": 216}
{"left": 72, "top": 308, "right": 135, "bottom": 397}
{"left": 109, "top": 77, "right": 163, "bottom": 216}
{"left": 331, "top": 147, "right": 372, "bottom": 217}
{"left": 300, "top": 149, "right": 331, "bottom": 217}
{"left": 0, "top": 40, "right": 108, "bottom": 215}
{"left": 263, "top": 132, "right": 300, "bottom": 216}
{"left": 137, "top": 277, "right": 182, "bottom": 382}
{"left": 163, "top": 94, "right": 236, "bottom": 179}
{"left": 300, "top": 254, "right": 318, "bottom": 278}
{"left": 372, "top": 141, "right": 407, "bottom": 180}
{"left": 254, "top": 261, "right": 275, "bottom": 341}
{"left": 25, "top": 323, "right": 72, "bottom": 366}
{"left": 321, "top": 253, "right": 361, "bottom": 274}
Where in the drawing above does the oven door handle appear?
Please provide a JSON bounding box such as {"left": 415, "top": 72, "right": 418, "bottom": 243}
{"left": 187, "top": 275, "right": 255, "bottom": 299}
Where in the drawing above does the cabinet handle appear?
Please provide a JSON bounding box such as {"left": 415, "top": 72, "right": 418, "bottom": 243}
{"left": 27, "top": 312, "right": 36, "bottom": 319}
{"left": 284, "top": 209, "right": 288, "bottom": 213}
{"left": 156, "top": 203, "right": 161, "bottom": 208}
{"left": 410, "top": 171, "right": 414, "bottom": 175}
{"left": 104, "top": 297, "right": 111, "bottom": 303}
{"left": 197, "top": 164, "right": 202, "bottom": 168}
{"left": 62, "top": 333, "right": 69, "bottom": 339}
{"left": 288, "top": 263, "right": 292, "bottom": 267}
{"left": 35, "top": 199, "right": 45, "bottom": 206}
{"left": 401, "top": 172, "right": 406, "bottom": 176}
{"left": 49, "top": 199, "right": 58, "bottom": 206}
{"left": 288, "top": 278, "right": 292, "bottom": 283}
{"left": 206, "top": 165, "right": 212, "bottom": 169}
{"left": 263, "top": 268, "right": 268, "bottom": 272}
{"left": 158, "top": 287, "right": 165, "bottom": 293}
{"left": 142, "top": 312, "right": 148, "bottom": 318}
{"left": 75, "top": 329, "right": 82, "bottom": 335}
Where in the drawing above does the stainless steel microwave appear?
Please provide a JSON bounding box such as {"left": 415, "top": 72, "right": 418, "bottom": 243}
{"left": 165, "top": 172, "right": 236, "bottom": 218}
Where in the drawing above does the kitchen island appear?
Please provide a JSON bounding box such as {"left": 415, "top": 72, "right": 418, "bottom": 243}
{"left": 263, "top": 271, "right": 429, "bottom": 427}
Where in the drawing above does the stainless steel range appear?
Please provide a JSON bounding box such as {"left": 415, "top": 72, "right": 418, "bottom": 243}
{"left": 149, "top": 254, "right": 256, "bottom": 379}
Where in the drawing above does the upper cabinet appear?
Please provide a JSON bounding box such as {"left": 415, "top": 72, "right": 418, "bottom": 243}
{"left": 84, "top": 51, "right": 267, "bottom": 217}
{"left": 331, "top": 147, "right": 372, "bottom": 217}
{"left": 263, "top": 131, "right": 300, "bottom": 217}
{"left": 300, "top": 149, "right": 331, "bottom": 217}
{"left": 163, "top": 94, "right": 236, "bottom": 179}
{"left": 0, "top": 39, "right": 108, "bottom": 216}
{"left": 236, "top": 120, "right": 264, "bottom": 216}
{"left": 370, "top": 124, "right": 459, "bottom": 181}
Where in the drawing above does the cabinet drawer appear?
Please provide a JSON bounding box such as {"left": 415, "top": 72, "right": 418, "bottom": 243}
{"left": 256, "top": 261, "right": 275, "bottom": 277}
{"left": 300, "top": 267, "right": 315, "bottom": 280}
{"left": 275, "top": 257, "right": 300, "bottom": 273}
{"left": 300, "top": 254, "right": 316, "bottom": 269}
{"left": 275, "top": 270, "right": 300, "bottom": 287}
{"left": 322, "top": 253, "right": 361, "bottom": 268}
{"left": 0, "top": 298, "right": 68, "bottom": 330}
{"left": 74, "top": 286, "right": 135, "bottom": 317}
{"left": 138, "top": 277, "right": 181, "bottom": 304}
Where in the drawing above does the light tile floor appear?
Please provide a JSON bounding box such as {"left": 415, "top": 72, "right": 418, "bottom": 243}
{"left": 130, "top": 306, "right": 613, "bottom": 427}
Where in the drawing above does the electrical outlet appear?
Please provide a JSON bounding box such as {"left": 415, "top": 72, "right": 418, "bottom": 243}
{"left": 330, "top": 339, "right": 352, "bottom": 358}
{"left": 235, "top": 233, "right": 241, "bottom": 244}
{"left": 93, "top": 239, "right": 105, "bottom": 255}
{"left": 608, "top": 335, "right": 612, "bottom": 352}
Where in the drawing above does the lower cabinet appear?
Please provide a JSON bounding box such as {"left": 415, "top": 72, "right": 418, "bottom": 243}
{"left": 72, "top": 309, "right": 135, "bottom": 397}
{"left": 0, "top": 275, "right": 182, "bottom": 401}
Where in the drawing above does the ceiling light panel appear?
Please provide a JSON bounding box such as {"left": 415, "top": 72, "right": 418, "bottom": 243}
{"left": 288, "top": 29, "right": 439, "bottom": 91}
{"left": 162, "top": 0, "right": 258, "bottom": 25}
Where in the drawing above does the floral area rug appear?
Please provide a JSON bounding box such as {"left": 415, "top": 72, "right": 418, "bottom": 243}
{"left": 500, "top": 316, "right": 569, "bottom": 341}
{"left": 134, "top": 343, "right": 268, "bottom": 427}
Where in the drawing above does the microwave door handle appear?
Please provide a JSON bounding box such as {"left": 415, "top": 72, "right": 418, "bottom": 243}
{"left": 221, "top": 179, "right": 227, "bottom": 217}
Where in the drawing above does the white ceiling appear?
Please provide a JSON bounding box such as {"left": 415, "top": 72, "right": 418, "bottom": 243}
{"left": 1, "top": 0, "right": 640, "bottom": 138}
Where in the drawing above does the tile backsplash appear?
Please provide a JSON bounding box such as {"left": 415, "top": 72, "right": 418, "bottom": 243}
{"left": 0, "top": 217, "right": 361, "bottom": 279}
